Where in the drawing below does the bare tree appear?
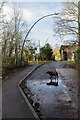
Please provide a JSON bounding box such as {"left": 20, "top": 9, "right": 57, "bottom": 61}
{"left": 0, "top": 0, "right": 6, "bottom": 23}
{"left": 53, "top": 2, "right": 78, "bottom": 43}
{"left": 53, "top": 2, "right": 80, "bottom": 67}
{"left": 2, "top": 6, "right": 28, "bottom": 67}
{"left": 0, "top": 0, "right": 6, "bottom": 69}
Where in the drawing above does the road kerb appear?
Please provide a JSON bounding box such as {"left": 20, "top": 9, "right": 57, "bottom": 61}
{"left": 18, "top": 64, "right": 43, "bottom": 120}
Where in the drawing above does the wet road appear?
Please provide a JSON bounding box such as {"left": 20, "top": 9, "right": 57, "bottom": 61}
{"left": 25, "top": 62, "right": 78, "bottom": 118}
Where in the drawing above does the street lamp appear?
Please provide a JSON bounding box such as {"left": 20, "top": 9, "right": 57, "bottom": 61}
{"left": 21, "top": 13, "right": 59, "bottom": 65}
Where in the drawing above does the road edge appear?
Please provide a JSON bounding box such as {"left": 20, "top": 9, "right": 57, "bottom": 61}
{"left": 18, "top": 64, "right": 43, "bottom": 120}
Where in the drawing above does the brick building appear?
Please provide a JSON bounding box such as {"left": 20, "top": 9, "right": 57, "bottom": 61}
{"left": 60, "top": 43, "right": 78, "bottom": 61}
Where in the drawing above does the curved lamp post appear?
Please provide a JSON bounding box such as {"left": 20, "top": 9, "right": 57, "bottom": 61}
{"left": 21, "top": 13, "right": 59, "bottom": 64}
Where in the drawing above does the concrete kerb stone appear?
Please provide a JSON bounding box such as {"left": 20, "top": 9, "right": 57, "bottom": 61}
{"left": 18, "top": 64, "right": 43, "bottom": 120}
{"left": 18, "top": 86, "right": 39, "bottom": 119}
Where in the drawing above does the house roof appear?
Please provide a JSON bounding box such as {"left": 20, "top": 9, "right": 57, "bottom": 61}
{"left": 61, "top": 42, "right": 78, "bottom": 50}
{"left": 61, "top": 45, "right": 69, "bottom": 50}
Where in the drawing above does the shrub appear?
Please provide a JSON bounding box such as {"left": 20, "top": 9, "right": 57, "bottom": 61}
{"left": 75, "top": 48, "right": 80, "bottom": 68}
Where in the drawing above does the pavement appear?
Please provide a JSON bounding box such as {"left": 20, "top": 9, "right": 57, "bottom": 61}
{"left": 2, "top": 65, "right": 38, "bottom": 119}
{"left": 0, "top": 64, "right": 2, "bottom": 120}
{"left": 50, "top": 61, "right": 79, "bottom": 109}
{"left": 58, "top": 67, "right": 78, "bottom": 109}
{"left": 0, "top": 79, "right": 2, "bottom": 120}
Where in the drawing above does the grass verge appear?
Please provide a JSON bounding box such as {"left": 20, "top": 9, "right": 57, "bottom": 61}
{"left": 28, "top": 62, "right": 43, "bottom": 65}
{"left": 68, "top": 62, "right": 76, "bottom": 68}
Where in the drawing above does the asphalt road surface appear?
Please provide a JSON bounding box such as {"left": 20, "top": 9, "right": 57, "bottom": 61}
{"left": 25, "top": 62, "right": 78, "bottom": 118}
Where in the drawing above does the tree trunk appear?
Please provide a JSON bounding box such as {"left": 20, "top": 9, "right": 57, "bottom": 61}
{"left": 15, "top": 18, "right": 18, "bottom": 66}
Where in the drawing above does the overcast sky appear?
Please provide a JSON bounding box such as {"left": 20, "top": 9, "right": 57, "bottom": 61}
{"left": 3, "top": 2, "right": 68, "bottom": 48}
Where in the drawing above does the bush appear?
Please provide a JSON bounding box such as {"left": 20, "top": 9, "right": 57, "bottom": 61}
{"left": 2, "top": 56, "right": 28, "bottom": 75}
{"left": 75, "top": 48, "right": 80, "bottom": 68}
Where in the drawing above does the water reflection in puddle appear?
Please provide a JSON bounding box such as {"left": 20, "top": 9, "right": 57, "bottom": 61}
{"left": 25, "top": 78, "right": 78, "bottom": 118}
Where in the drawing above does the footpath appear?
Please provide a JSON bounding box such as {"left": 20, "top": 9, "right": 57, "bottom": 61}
{"left": 2, "top": 65, "right": 38, "bottom": 119}
{"left": 0, "top": 79, "right": 2, "bottom": 120}
{"left": 52, "top": 61, "right": 79, "bottom": 111}
{"left": 58, "top": 67, "right": 79, "bottom": 110}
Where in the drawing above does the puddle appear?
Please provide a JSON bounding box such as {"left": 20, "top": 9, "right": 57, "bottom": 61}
{"left": 25, "top": 78, "right": 78, "bottom": 118}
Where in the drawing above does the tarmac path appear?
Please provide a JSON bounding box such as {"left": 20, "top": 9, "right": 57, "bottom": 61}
{"left": 2, "top": 65, "right": 38, "bottom": 119}
{"left": 0, "top": 79, "right": 2, "bottom": 120}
